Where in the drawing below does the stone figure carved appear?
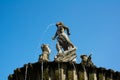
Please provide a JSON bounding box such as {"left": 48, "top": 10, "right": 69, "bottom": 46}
{"left": 80, "top": 54, "right": 94, "bottom": 67}
{"left": 52, "top": 22, "right": 75, "bottom": 53}
{"left": 56, "top": 42, "right": 62, "bottom": 54}
{"left": 38, "top": 44, "right": 51, "bottom": 62}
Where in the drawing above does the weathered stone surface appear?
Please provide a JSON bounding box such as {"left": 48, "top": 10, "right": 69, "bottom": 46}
{"left": 55, "top": 48, "right": 76, "bottom": 62}
{"left": 8, "top": 62, "right": 120, "bottom": 80}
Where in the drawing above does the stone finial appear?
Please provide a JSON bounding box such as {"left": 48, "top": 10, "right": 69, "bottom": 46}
{"left": 80, "top": 54, "right": 94, "bottom": 67}
{"left": 38, "top": 44, "right": 51, "bottom": 62}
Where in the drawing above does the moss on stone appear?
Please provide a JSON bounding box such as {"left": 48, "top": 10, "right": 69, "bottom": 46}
{"left": 106, "top": 78, "right": 111, "bottom": 80}
{"left": 55, "top": 70, "right": 59, "bottom": 80}
{"left": 68, "top": 70, "right": 73, "bottom": 80}
{"left": 98, "top": 74, "right": 104, "bottom": 80}
{"left": 43, "top": 68, "right": 49, "bottom": 80}
{"left": 79, "top": 71, "right": 84, "bottom": 80}
{"left": 89, "top": 73, "right": 94, "bottom": 80}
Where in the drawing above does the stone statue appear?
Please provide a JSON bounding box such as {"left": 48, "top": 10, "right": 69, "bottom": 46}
{"left": 80, "top": 54, "right": 94, "bottom": 67}
{"left": 38, "top": 44, "right": 51, "bottom": 62}
{"left": 52, "top": 22, "right": 75, "bottom": 52}
{"left": 56, "top": 42, "right": 62, "bottom": 54}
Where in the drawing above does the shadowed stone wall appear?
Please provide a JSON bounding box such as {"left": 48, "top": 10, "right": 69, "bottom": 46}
{"left": 8, "top": 62, "right": 120, "bottom": 80}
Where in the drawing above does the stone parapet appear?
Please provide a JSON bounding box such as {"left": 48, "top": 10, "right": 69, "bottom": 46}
{"left": 8, "top": 62, "right": 120, "bottom": 80}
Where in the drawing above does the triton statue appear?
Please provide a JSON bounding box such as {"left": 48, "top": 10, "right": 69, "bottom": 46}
{"left": 53, "top": 22, "right": 76, "bottom": 62}
{"left": 38, "top": 44, "right": 51, "bottom": 62}
{"left": 52, "top": 22, "right": 75, "bottom": 53}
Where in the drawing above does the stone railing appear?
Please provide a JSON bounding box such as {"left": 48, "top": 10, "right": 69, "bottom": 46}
{"left": 8, "top": 62, "right": 120, "bottom": 80}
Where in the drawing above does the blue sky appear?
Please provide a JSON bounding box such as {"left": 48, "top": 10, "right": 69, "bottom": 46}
{"left": 0, "top": 0, "right": 120, "bottom": 79}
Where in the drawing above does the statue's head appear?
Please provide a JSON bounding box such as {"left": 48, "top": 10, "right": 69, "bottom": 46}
{"left": 56, "top": 22, "right": 63, "bottom": 27}
{"left": 41, "top": 44, "right": 51, "bottom": 53}
{"left": 80, "top": 55, "right": 88, "bottom": 61}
